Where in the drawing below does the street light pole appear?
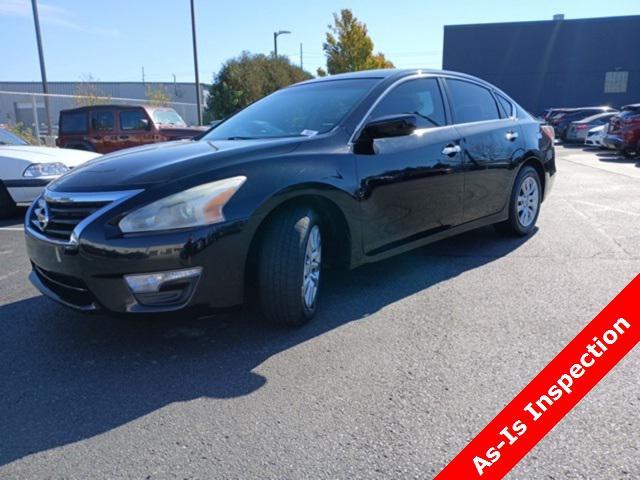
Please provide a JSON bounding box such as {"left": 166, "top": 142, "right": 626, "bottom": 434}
{"left": 190, "top": 0, "right": 202, "bottom": 125}
{"left": 273, "top": 30, "right": 291, "bottom": 59}
{"left": 30, "top": 0, "right": 51, "bottom": 141}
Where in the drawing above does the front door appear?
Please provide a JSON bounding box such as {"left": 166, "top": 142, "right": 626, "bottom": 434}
{"left": 355, "top": 77, "right": 465, "bottom": 256}
{"left": 117, "top": 108, "right": 154, "bottom": 149}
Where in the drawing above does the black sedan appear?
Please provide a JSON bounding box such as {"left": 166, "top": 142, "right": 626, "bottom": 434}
{"left": 25, "top": 69, "right": 556, "bottom": 325}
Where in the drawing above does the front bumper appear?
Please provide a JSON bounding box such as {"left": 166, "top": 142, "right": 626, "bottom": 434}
{"left": 25, "top": 218, "right": 251, "bottom": 314}
{"left": 602, "top": 135, "right": 625, "bottom": 150}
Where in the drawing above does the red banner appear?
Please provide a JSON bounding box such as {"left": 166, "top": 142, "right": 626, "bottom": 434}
{"left": 435, "top": 274, "right": 640, "bottom": 480}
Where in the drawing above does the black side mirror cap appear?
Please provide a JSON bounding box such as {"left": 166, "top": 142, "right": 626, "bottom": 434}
{"left": 361, "top": 114, "right": 418, "bottom": 140}
{"left": 354, "top": 114, "right": 418, "bottom": 154}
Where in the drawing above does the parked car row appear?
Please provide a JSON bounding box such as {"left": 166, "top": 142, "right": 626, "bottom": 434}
{"left": 544, "top": 104, "right": 640, "bottom": 156}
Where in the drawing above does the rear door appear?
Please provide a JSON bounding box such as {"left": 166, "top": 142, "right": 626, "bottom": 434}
{"left": 89, "top": 109, "right": 118, "bottom": 153}
{"left": 355, "top": 76, "right": 465, "bottom": 255}
{"left": 443, "top": 79, "right": 523, "bottom": 222}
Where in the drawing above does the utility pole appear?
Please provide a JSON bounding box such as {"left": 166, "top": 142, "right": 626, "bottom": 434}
{"left": 273, "top": 30, "right": 291, "bottom": 58}
{"left": 142, "top": 66, "right": 145, "bottom": 84}
{"left": 300, "top": 43, "right": 303, "bottom": 70}
{"left": 190, "top": 0, "right": 202, "bottom": 125}
{"left": 30, "top": 0, "right": 52, "bottom": 139}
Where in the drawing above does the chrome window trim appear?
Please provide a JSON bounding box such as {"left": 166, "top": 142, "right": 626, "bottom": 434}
{"left": 26, "top": 189, "right": 143, "bottom": 247}
{"left": 348, "top": 73, "right": 516, "bottom": 146}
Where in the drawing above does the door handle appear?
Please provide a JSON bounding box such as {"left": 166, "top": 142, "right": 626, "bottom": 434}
{"left": 119, "top": 135, "right": 129, "bottom": 140}
{"left": 92, "top": 136, "right": 102, "bottom": 140}
{"left": 505, "top": 130, "right": 519, "bottom": 141}
{"left": 441, "top": 144, "right": 461, "bottom": 157}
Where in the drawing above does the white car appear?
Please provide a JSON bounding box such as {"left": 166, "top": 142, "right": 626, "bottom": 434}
{"left": 584, "top": 124, "right": 608, "bottom": 148}
{"left": 0, "top": 128, "right": 100, "bottom": 216}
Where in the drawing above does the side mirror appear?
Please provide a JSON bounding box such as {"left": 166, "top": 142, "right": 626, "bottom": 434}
{"left": 362, "top": 114, "right": 417, "bottom": 140}
{"left": 354, "top": 114, "right": 417, "bottom": 154}
{"left": 140, "top": 118, "right": 151, "bottom": 131}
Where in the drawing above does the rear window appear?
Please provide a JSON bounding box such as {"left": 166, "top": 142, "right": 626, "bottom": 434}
{"left": 60, "top": 111, "right": 88, "bottom": 134}
{"left": 447, "top": 79, "right": 500, "bottom": 124}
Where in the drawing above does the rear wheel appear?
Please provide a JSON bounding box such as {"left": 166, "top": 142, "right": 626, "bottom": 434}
{"left": 0, "top": 182, "right": 17, "bottom": 219}
{"left": 258, "top": 206, "right": 322, "bottom": 326}
{"left": 495, "top": 165, "right": 541, "bottom": 236}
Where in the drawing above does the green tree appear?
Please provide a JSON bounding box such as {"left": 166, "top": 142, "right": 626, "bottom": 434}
{"left": 205, "top": 52, "right": 313, "bottom": 120}
{"left": 322, "top": 9, "right": 394, "bottom": 75}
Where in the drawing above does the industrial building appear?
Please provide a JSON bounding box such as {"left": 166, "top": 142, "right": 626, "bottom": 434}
{"left": 0, "top": 81, "right": 210, "bottom": 131}
{"left": 442, "top": 15, "right": 640, "bottom": 115}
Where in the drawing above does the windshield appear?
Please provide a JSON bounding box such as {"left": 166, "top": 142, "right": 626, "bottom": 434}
{"left": 204, "top": 78, "right": 379, "bottom": 140}
{"left": 0, "top": 128, "right": 29, "bottom": 145}
{"left": 152, "top": 109, "right": 187, "bottom": 127}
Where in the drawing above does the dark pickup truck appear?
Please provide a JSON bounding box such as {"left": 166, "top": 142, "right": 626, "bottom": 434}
{"left": 56, "top": 104, "right": 207, "bottom": 153}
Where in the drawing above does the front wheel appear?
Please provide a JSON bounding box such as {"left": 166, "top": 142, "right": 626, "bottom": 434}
{"left": 258, "top": 206, "right": 322, "bottom": 326}
{"left": 495, "top": 165, "right": 541, "bottom": 236}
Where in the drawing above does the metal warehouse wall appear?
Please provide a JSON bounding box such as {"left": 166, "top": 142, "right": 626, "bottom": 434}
{"left": 0, "top": 82, "right": 209, "bottom": 127}
{"left": 442, "top": 15, "right": 640, "bottom": 114}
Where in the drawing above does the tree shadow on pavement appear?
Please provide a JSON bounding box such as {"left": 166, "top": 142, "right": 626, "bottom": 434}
{"left": 0, "top": 226, "right": 535, "bottom": 466}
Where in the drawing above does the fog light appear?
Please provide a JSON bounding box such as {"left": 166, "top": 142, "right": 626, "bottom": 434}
{"left": 125, "top": 267, "right": 202, "bottom": 293}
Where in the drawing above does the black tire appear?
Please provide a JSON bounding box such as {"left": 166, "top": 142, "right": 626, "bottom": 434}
{"left": 494, "top": 165, "right": 542, "bottom": 236}
{"left": 0, "top": 182, "right": 18, "bottom": 219}
{"left": 258, "top": 206, "right": 322, "bottom": 326}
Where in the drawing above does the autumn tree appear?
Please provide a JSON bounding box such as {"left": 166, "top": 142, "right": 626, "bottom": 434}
{"left": 322, "top": 9, "right": 394, "bottom": 75}
{"left": 146, "top": 84, "right": 171, "bottom": 107}
{"left": 205, "top": 52, "right": 313, "bottom": 120}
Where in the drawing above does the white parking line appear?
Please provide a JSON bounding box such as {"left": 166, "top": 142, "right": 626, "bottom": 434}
{"left": 0, "top": 227, "right": 24, "bottom": 231}
{"left": 0, "top": 271, "right": 19, "bottom": 281}
{"left": 574, "top": 200, "right": 640, "bottom": 217}
{"left": 0, "top": 250, "right": 12, "bottom": 255}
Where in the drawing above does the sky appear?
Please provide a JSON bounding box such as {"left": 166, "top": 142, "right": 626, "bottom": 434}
{"left": 1, "top": 0, "right": 638, "bottom": 84}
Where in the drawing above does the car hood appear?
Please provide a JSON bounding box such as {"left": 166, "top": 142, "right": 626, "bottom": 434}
{"left": 48, "top": 137, "right": 302, "bottom": 192}
{"left": 0, "top": 146, "right": 100, "bottom": 168}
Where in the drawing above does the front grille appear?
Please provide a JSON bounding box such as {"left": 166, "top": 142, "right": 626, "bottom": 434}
{"left": 29, "top": 189, "right": 142, "bottom": 244}
{"left": 36, "top": 200, "right": 109, "bottom": 240}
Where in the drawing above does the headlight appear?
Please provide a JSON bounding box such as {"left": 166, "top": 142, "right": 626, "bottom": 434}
{"left": 23, "top": 162, "right": 69, "bottom": 177}
{"left": 118, "top": 176, "right": 246, "bottom": 233}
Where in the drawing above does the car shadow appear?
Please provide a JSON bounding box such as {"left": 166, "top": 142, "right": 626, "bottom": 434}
{"left": 0, "top": 207, "right": 27, "bottom": 228}
{"left": 0, "top": 226, "right": 535, "bottom": 466}
{"left": 595, "top": 151, "right": 638, "bottom": 163}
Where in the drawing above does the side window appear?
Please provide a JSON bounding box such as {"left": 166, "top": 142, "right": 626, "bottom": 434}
{"left": 447, "top": 79, "right": 500, "bottom": 124}
{"left": 371, "top": 78, "right": 446, "bottom": 128}
{"left": 60, "top": 112, "right": 88, "bottom": 134}
{"left": 495, "top": 93, "right": 514, "bottom": 118}
{"left": 91, "top": 111, "right": 114, "bottom": 132}
{"left": 120, "top": 109, "right": 148, "bottom": 130}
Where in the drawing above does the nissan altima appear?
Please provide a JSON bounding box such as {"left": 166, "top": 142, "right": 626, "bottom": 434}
{"left": 25, "top": 69, "right": 556, "bottom": 325}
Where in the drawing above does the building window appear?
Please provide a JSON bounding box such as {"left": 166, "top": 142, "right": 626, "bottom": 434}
{"left": 604, "top": 71, "right": 628, "bottom": 94}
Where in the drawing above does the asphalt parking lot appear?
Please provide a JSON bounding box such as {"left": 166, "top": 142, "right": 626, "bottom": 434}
{"left": 0, "top": 145, "right": 638, "bottom": 480}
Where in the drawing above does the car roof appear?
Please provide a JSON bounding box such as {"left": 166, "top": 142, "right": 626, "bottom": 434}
{"left": 575, "top": 112, "right": 616, "bottom": 123}
{"left": 294, "top": 68, "right": 501, "bottom": 90}
{"left": 59, "top": 104, "right": 162, "bottom": 114}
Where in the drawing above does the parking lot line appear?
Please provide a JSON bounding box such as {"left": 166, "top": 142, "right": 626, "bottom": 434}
{"left": 0, "top": 227, "right": 24, "bottom": 231}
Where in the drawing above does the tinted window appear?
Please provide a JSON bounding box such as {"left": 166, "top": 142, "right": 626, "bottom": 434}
{"left": 60, "top": 112, "right": 88, "bottom": 134}
{"left": 447, "top": 79, "right": 500, "bottom": 124}
{"left": 371, "top": 78, "right": 446, "bottom": 128}
{"left": 496, "top": 93, "right": 513, "bottom": 118}
{"left": 205, "top": 79, "right": 377, "bottom": 140}
{"left": 91, "top": 111, "right": 114, "bottom": 131}
{"left": 120, "top": 109, "right": 148, "bottom": 130}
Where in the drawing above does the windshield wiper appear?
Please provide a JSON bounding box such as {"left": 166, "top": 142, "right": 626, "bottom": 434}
{"left": 404, "top": 111, "right": 441, "bottom": 128}
{"left": 225, "top": 136, "right": 258, "bottom": 140}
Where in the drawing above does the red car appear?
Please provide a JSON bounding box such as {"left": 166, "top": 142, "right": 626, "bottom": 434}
{"left": 603, "top": 104, "right": 640, "bottom": 156}
{"left": 56, "top": 105, "right": 207, "bottom": 154}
